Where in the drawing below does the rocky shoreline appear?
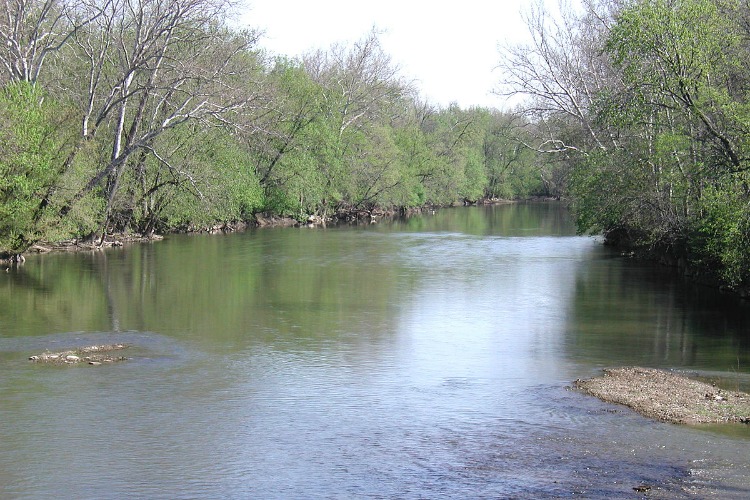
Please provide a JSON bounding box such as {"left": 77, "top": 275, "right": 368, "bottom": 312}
{"left": 575, "top": 367, "right": 750, "bottom": 425}
{"left": 29, "top": 344, "right": 130, "bottom": 365}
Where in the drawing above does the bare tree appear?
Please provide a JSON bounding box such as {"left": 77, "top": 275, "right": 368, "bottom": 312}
{"left": 0, "top": 0, "right": 100, "bottom": 84}
{"left": 56, "top": 0, "right": 264, "bottom": 235}
{"left": 304, "top": 30, "right": 410, "bottom": 138}
{"left": 496, "top": 0, "right": 621, "bottom": 152}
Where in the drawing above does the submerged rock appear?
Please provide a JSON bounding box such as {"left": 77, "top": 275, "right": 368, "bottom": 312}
{"left": 29, "top": 344, "right": 130, "bottom": 365}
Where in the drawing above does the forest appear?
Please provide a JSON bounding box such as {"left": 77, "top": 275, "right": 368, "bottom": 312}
{"left": 1, "top": 0, "right": 750, "bottom": 290}
{"left": 0, "top": 0, "right": 550, "bottom": 256}
{"left": 500, "top": 0, "right": 750, "bottom": 289}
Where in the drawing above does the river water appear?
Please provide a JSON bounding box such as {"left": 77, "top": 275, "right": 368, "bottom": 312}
{"left": 1, "top": 203, "right": 749, "bottom": 499}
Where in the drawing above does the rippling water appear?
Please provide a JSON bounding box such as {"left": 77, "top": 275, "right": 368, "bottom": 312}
{"left": 1, "top": 203, "right": 749, "bottom": 498}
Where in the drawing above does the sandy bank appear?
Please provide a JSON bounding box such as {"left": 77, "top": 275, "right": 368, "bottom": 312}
{"left": 575, "top": 367, "right": 750, "bottom": 425}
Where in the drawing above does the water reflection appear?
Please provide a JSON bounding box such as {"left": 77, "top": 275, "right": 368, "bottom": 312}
{"left": 566, "top": 245, "right": 750, "bottom": 383}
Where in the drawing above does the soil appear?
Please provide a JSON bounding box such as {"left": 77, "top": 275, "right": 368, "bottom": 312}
{"left": 575, "top": 366, "right": 750, "bottom": 425}
{"left": 28, "top": 344, "right": 130, "bottom": 365}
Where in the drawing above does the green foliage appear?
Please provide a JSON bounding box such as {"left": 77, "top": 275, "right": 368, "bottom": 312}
{"left": 605, "top": 0, "right": 746, "bottom": 173}
{"left": 0, "top": 83, "right": 64, "bottom": 252}
{"left": 569, "top": 149, "right": 632, "bottom": 236}
{"left": 0, "top": 17, "right": 543, "bottom": 252}
{"left": 483, "top": 114, "right": 542, "bottom": 199}
{"left": 148, "top": 129, "right": 264, "bottom": 231}
{"left": 460, "top": 148, "right": 487, "bottom": 202}
{"left": 534, "top": 0, "right": 750, "bottom": 286}
{"left": 691, "top": 178, "right": 750, "bottom": 286}
{"left": 392, "top": 125, "right": 432, "bottom": 207}
{"left": 39, "top": 138, "right": 104, "bottom": 242}
{"left": 251, "top": 55, "right": 539, "bottom": 218}
{"left": 607, "top": 0, "right": 735, "bottom": 82}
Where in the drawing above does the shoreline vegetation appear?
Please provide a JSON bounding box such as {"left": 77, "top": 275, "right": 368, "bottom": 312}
{"left": 0, "top": 4, "right": 560, "bottom": 271}
{"left": 2, "top": 1, "right": 750, "bottom": 292}
{"left": 2, "top": 197, "right": 530, "bottom": 260}
{"left": 575, "top": 367, "right": 750, "bottom": 425}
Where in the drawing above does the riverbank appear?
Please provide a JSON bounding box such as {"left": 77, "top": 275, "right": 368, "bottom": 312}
{"left": 3, "top": 198, "right": 545, "bottom": 265}
{"left": 575, "top": 367, "right": 750, "bottom": 425}
{"left": 0, "top": 233, "right": 164, "bottom": 267}
{"left": 603, "top": 229, "right": 750, "bottom": 300}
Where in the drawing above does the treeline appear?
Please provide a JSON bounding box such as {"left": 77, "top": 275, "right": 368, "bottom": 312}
{"left": 0, "top": 0, "right": 557, "bottom": 257}
{"left": 500, "top": 0, "right": 750, "bottom": 289}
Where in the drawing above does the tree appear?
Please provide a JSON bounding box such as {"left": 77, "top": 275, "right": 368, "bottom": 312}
{"left": 302, "top": 30, "right": 412, "bottom": 214}
{"left": 606, "top": 0, "right": 746, "bottom": 175}
{"left": 497, "top": 0, "right": 621, "bottom": 153}
{"left": 500, "top": 0, "right": 750, "bottom": 286}
{"left": 143, "top": 126, "right": 264, "bottom": 232}
{"left": 0, "top": 0, "right": 100, "bottom": 84}
{"left": 0, "top": 82, "right": 68, "bottom": 253}
{"left": 304, "top": 30, "right": 408, "bottom": 139}
{"left": 243, "top": 58, "right": 330, "bottom": 218}
{"left": 50, "top": 0, "right": 264, "bottom": 238}
{"left": 482, "top": 113, "right": 543, "bottom": 199}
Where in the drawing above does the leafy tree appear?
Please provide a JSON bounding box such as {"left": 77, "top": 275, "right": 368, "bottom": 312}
{"left": 606, "top": 0, "right": 746, "bottom": 174}
{"left": 500, "top": 0, "right": 750, "bottom": 286}
{"left": 149, "top": 127, "right": 264, "bottom": 231}
{"left": 0, "top": 4, "right": 560, "bottom": 255}
{"left": 692, "top": 177, "right": 750, "bottom": 286}
{"left": 244, "top": 58, "right": 332, "bottom": 219}
{"left": 600, "top": 0, "right": 750, "bottom": 282}
{"left": 303, "top": 31, "right": 412, "bottom": 213}
{"left": 0, "top": 82, "right": 68, "bottom": 253}
{"left": 52, "top": 0, "right": 263, "bottom": 235}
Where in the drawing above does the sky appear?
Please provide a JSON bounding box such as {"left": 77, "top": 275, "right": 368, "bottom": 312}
{"left": 235, "top": 0, "right": 535, "bottom": 109}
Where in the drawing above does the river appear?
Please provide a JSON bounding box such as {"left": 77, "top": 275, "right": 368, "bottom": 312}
{"left": 1, "top": 203, "right": 749, "bottom": 499}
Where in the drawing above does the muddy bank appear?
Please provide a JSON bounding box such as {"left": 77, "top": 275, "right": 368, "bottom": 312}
{"left": 29, "top": 344, "right": 130, "bottom": 365}
{"left": 575, "top": 367, "right": 750, "bottom": 425}
{"left": 24, "top": 234, "right": 163, "bottom": 255}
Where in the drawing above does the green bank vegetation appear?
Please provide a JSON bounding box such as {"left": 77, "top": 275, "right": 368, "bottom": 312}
{"left": 0, "top": 0, "right": 550, "bottom": 259}
{"left": 499, "top": 0, "right": 750, "bottom": 289}
{"left": 3, "top": 0, "right": 749, "bottom": 291}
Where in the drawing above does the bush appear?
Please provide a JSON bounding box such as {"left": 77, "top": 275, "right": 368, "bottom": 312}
{"left": 0, "top": 83, "right": 65, "bottom": 252}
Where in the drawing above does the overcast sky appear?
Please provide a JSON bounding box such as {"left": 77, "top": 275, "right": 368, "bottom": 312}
{"left": 236, "top": 0, "right": 536, "bottom": 109}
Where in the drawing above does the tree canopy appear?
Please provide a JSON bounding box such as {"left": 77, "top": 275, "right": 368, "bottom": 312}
{"left": 11, "top": 0, "right": 746, "bottom": 292}
{"left": 0, "top": 1, "right": 549, "bottom": 259}
{"left": 500, "top": 0, "right": 750, "bottom": 287}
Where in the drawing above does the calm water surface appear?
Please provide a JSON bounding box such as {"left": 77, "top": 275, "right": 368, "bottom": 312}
{"left": 1, "top": 203, "right": 749, "bottom": 498}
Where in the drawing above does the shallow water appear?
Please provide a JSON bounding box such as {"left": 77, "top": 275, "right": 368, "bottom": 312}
{"left": 1, "top": 203, "right": 749, "bottom": 498}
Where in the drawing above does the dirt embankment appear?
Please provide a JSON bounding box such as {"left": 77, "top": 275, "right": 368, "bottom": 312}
{"left": 575, "top": 367, "right": 750, "bottom": 425}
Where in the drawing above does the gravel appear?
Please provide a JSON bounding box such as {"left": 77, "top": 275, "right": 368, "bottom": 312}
{"left": 575, "top": 366, "right": 750, "bottom": 425}
{"left": 28, "top": 344, "right": 130, "bottom": 365}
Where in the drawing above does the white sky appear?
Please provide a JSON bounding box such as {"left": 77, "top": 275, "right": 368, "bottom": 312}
{"left": 235, "top": 0, "right": 536, "bottom": 109}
